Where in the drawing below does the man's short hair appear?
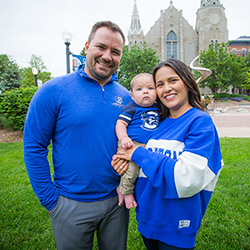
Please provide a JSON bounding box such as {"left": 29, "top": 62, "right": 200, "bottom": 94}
{"left": 88, "top": 21, "right": 125, "bottom": 45}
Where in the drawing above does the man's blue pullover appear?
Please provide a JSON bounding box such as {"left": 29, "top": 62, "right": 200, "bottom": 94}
{"left": 23, "top": 64, "right": 131, "bottom": 211}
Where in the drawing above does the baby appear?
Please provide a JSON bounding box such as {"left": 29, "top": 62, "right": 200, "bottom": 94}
{"left": 116, "top": 73, "right": 160, "bottom": 209}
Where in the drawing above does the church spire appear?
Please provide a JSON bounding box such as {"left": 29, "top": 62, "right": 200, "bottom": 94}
{"left": 129, "top": 0, "right": 143, "bottom": 35}
{"left": 128, "top": 0, "right": 144, "bottom": 50}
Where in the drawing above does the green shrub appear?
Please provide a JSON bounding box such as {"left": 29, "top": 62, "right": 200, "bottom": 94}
{"left": 213, "top": 93, "right": 250, "bottom": 101}
{"left": 0, "top": 114, "right": 11, "bottom": 128}
{"left": 0, "top": 87, "right": 38, "bottom": 130}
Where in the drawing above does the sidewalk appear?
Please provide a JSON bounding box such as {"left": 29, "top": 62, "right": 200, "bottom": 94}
{"left": 207, "top": 100, "right": 250, "bottom": 138}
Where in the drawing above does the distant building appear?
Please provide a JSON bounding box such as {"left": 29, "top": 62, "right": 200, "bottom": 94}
{"left": 128, "top": 0, "right": 229, "bottom": 66}
{"left": 229, "top": 36, "right": 250, "bottom": 57}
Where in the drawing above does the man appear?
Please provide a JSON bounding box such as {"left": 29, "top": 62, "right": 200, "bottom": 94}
{"left": 23, "top": 21, "right": 131, "bottom": 250}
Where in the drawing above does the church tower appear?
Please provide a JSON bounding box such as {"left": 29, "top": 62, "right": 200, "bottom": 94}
{"left": 127, "top": 0, "right": 144, "bottom": 50}
{"left": 196, "top": 0, "right": 228, "bottom": 51}
{"left": 144, "top": 1, "right": 198, "bottom": 65}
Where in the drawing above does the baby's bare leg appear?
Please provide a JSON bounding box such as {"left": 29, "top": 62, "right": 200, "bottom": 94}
{"left": 116, "top": 186, "right": 124, "bottom": 206}
{"left": 124, "top": 193, "right": 137, "bottom": 209}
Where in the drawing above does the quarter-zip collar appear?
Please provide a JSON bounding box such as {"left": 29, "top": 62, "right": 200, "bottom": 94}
{"left": 76, "top": 63, "right": 119, "bottom": 87}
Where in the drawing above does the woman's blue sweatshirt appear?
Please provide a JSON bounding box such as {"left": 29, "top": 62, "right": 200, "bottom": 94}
{"left": 23, "top": 65, "right": 131, "bottom": 211}
{"left": 132, "top": 107, "right": 223, "bottom": 248}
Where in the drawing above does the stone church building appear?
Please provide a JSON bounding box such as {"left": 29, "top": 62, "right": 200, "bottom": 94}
{"left": 128, "top": 0, "right": 228, "bottom": 67}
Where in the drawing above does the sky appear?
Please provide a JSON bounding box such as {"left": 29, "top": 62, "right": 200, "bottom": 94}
{"left": 0, "top": 0, "right": 249, "bottom": 78}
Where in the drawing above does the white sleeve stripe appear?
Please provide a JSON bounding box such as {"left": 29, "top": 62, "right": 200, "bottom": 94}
{"left": 203, "top": 160, "right": 223, "bottom": 191}
{"left": 174, "top": 151, "right": 217, "bottom": 198}
{"left": 119, "top": 114, "right": 131, "bottom": 121}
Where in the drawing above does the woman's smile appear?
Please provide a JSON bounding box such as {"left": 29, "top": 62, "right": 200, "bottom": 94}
{"left": 164, "top": 94, "right": 176, "bottom": 101}
{"left": 155, "top": 66, "right": 192, "bottom": 118}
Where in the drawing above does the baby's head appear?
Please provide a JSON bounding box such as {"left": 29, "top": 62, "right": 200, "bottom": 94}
{"left": 130, "top": 73, "right": 157, "bottom": 107}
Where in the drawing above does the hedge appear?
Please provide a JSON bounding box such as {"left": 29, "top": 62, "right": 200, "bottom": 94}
{"left": 0, "top": 87, "right": 38, "bottom": 130}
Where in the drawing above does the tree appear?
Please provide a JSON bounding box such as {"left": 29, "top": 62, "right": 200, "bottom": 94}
{"left": 80, "top": 47, "right": 86, "bottom": 56}
{"left": 118, "top": 42, "right": 160, "bottom": 90}
{"left": 0, "top": 54, "right": 21, "bottom": 92}
{"left": 243, "top": 53, "right": 250, "bottom": 68}
{"left": 196, "top": 42, "right": 250, "bottom": 94}
{"left": 197, "top": 42, "right": 234, "bottom": 93}
{"left": 0, "top": 63, "right": 21, "bottom": 91}
{"left": 21, "top": 55, "right": 52, "bottom": 87}
{"left": 243, "top": 69, "right": 250, "bottom": 91}
{"left": 229, "top": 55, "right": 248, "bottom": 93}
{"left": 0, "top": 54, "right": 20, "bottom": 92}
{"left": 0, "top": 54, "right": 12, "bottom": 81}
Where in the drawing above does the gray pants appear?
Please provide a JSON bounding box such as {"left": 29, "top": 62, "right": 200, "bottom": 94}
{"left": 49, "top": 195, "right": 129, "bottom": 250}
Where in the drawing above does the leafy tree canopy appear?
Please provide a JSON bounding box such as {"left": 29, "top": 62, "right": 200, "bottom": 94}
{"left": 80, "top": 47, "right": 86, "bottom": 56}
{"left": 243, "top": 69, "right": 250, "bottom": 90}
{"left": 243, "top": 53, "right": 250, "bottom": 68}
{"left": 0, "top": 54, "right": 21, "bottom": 92}
{"left": 117, "top": 42, "right": 160, "bottom": 90}
{"left": 21, "top": 54, "right": 52, "bottom": 87}
{"left": 196, "top": 42, "right": 248, "bottom": 94}
{"left": 0, "top": 54, "right": 17, "bottom": 80}
{"left": 0, "top": 63, "right": 21, "bottom": 92}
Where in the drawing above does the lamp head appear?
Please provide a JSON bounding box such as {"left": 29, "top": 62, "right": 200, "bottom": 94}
{"left": 62, "top": 30, "right": 73, "bottom": 44}
{"left": 32, "top": 67, "right": 38, "bottom": 75}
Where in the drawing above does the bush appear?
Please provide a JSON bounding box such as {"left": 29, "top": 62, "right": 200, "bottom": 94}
{"left": 0, "top": 87, "right": 38, "bottom": 130}
{"left": 213, "top": 93, "right": 250, "bottom": 102}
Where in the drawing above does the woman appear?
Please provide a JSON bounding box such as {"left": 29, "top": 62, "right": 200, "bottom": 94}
{"left": 113, "top": 59, "right": 223, "bottom": 250}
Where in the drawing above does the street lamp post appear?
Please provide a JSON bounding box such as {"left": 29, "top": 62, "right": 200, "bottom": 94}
{"left": 32, "top": 67, "right": 38, "bottom": 86}
{"left": 62, "top": 30, "right": 73, "bottom": 74}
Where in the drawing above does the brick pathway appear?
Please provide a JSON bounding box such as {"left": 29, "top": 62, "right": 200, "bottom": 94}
{"left": 206, "top": 100, "right": 250, "bottom": 137}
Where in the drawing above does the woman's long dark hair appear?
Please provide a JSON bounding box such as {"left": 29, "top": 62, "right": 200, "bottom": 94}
{"left": 152, "top": 59, "right": 204, "bottom": 120}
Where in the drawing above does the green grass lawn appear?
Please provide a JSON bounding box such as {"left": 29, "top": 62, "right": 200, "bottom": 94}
{"left": 0, "top": 138, "right": 249, "bottom": 249}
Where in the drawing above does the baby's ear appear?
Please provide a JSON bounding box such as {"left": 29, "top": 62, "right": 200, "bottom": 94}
{"left": 130, "top": 92, "right": 134, "bottom": 100}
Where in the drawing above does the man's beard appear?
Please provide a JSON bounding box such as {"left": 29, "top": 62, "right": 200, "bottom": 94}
{"left": 86, "top": 57, "right": 117, "bottom": 82}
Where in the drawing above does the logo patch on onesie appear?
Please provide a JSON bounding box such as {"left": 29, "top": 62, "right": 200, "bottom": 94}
{"left": 141, "top": 110, "right": 159, "bottom": 130}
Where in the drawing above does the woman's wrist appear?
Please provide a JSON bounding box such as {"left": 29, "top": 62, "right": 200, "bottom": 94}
{"left": 131, "top": 146, "right": 145, "bottom": 165}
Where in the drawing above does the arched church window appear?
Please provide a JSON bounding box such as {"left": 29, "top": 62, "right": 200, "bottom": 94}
{"left": 210, "top": 28, "right": 214, "bottom": 38}
{"left": 151, "top": 43, "right": 155, "bottom": 50}
{"left": 215, "top": 29, "right": 219, "bottom": 38}
{"left": 232, "top": 48, "right": 236, "bottom": 56}
{"left": 210, "top": 40, "right": 219, "bottom": 49}
{"left": 167, "top": 31, "right": 177, "bottom": 41}
{"left": 166, "top": 31, "right": 177, "bottom": 59}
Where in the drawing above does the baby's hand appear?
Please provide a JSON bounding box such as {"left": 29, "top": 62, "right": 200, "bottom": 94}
{"left": 120, "top": 136, "right": 133, "bottom": 149}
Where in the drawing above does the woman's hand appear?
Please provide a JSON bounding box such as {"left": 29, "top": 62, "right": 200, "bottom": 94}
{"left": 117, "top": 145, "right": 138, "bottom": 161}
